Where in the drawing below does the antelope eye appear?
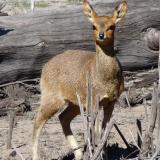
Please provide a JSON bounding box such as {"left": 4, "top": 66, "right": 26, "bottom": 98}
{"left": 109, "top": 25, "right": 115, "bottom": 30}
{"left": 92, "top": 25, "right": 96, "bottom": 30}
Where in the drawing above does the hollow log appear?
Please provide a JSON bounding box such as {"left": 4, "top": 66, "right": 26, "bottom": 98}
{"left": 0, "top": 0, "right": 159, "bottom": 84}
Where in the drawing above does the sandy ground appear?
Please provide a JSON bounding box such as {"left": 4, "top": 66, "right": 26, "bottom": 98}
{"left": 0, "top": 99, "right": 154, "bottom": 160}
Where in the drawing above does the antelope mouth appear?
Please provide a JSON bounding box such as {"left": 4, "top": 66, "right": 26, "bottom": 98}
{"left": 97, "top": 36, "right": 107, "bottom": 42}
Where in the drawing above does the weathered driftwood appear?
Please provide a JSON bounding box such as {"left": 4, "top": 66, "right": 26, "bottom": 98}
{"left": 0, "top": 0, "right": 160, "bottom": 84}
{"left": 0, "top": 84, "right": 31, "bottom": 116}
{"left": 141, "top": 83, "right": 158, "bottom": 157}
{"left": 144, "top": 28, "right": 159, "bottom": 51}
{"left": 0, "top": 12, "right": 8, "bottom": 16}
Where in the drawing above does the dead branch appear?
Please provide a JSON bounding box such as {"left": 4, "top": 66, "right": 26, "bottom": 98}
{"left": 141, "top": 83, "right": 158, "bottom": 156}
{"left": 76, "top": 74, "right": 116, "bottom": 160}
{"left": 158, "top": 31, "right": 160, "bottom": 86}
{"left": 150, "top": 146, "right": 160, "bottom": 160}
{"left": 124, "top": 149, "right": 139, "bottom": 160}
{"left": 148, "top": 84, "right": 158, "bottom": 134}
{"left": 125, "top": 91, "right": 131, "bottom": 108}
{"left": 129, "top": 129, "right": 142, "bottom": 152}
{"left": 156, "top": 94, "right": 160, "bottom": 152}
{"left": 156, "top": 33, "right": 160, "bottom": 154}
{"left": 136, "top": 119, "right": 142, "bottom": 150}
{"left": 0, "top": 78, "right": 40, "bottom": 88}
{"left": 142, "top": 97, "right": 149, "bottom": 129}
{"left": 91, "top": 118, "right": 115, "bottom": 160}
{"left": 114, "top": 123, "right": 130, "bottom": 149}
{"left": 7, "top": 110, "right": 16, "bottom": 149}
{"left": 76, "top": 93, "right": 88, "bottom": 141}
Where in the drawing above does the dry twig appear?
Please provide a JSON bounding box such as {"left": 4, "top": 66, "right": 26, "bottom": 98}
{"left": 7, "top": 110, "right": 16, "bottom": 149}
{"left": 114, "top": 123, "right": 130, "bottom": 149}
{"left": 136, "top": 119, "right": 142, "bottom": 149}
{"left": 91, "top": 118, "right": 115, "bottom": 160}
{"left": 141, "top": 83, "right": 158, "bottom": 156}
{"left": 0, "top": 78, "right": 40, "bottom": 88}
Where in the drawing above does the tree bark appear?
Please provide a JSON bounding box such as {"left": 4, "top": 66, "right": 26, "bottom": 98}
{"left": 0, "top": 0, "right": 159, "bottom": 84}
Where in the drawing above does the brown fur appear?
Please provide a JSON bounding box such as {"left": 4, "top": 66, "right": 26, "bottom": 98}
{"left": 33, "top": 1, "right": 127, "bottom": 160}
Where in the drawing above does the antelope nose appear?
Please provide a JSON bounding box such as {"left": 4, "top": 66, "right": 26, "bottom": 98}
{"left": 99, "top": 32, "right": 104, "bottom": 40}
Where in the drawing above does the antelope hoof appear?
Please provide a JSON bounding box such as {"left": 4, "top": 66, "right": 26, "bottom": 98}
{"left": 74, "top": 149, "right": 83, "bottom": 160}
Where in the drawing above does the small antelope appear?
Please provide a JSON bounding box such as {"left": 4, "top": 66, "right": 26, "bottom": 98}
{"left": 33, "top": 0, "right": 127, "bottom": 159}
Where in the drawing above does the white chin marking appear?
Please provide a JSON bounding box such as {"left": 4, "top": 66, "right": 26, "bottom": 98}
{"left": 98, "top": 38, "right": 106, "bottom": 42}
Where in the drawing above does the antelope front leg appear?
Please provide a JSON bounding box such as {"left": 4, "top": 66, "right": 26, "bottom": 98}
{"left": 102, "top": 102, "right": 115, "bottom": 130}
{"left": 59, "top": 104, "right": 83, "bottom": 160}
{"left": 100, "top": 102, "right": 115, "bottom": 159}
{"left": 95, "top": 102, "right": 115, "bottom": 137}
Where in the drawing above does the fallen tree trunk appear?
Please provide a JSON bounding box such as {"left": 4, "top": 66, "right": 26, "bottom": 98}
{"left": 0, "top": 0, "right": 159, "bottom": 84}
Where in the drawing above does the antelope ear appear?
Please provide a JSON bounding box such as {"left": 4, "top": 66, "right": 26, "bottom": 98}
{"left": 112, "top": 1, "right": 128, "bottom": 24}
{"left": 83, "top": 0, "right": 97, "bottom": 23}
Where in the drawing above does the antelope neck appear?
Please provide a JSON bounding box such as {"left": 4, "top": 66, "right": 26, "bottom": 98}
{"left": 94, "top": 40, "right": 116, "bottom": 81}
{"left": 95, "top": 38, "right": 115, "bottom": 56}
{"left": 95, "top": 39, "right": 115, "bottom": 65}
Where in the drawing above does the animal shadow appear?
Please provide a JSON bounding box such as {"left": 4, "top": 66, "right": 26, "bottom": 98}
{"left": 57, "top": 143, "right": 138, "bottom": 160}
{"left": 107, "top": 143, "right": 139, "bottom": 160}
